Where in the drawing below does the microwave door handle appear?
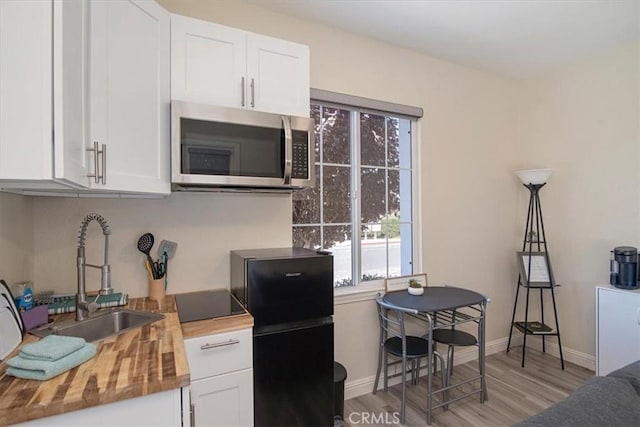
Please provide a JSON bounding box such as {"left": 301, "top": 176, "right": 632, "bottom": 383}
{"left": 282, "top": 116, "right": 293, "bottom": 185}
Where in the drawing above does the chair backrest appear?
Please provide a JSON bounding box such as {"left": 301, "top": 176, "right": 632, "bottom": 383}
{"left": 375, "top": 293, "right": 419, "bottom": 353}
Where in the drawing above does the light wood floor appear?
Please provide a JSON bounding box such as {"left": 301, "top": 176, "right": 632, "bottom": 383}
{"left": 343, "top": 347, "right": 594, "bottom": 426}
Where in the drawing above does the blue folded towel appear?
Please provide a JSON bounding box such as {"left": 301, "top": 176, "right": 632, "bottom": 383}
{"left": 19, "top": 335, "right": 86, "bottom": 361}
{"left": 6, "top": 342, "right": 97, "bottom": 381}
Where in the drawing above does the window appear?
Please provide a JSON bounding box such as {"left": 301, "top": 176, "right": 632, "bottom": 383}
{"left": 293, "top": 101, "right": 417, "bottom": 288}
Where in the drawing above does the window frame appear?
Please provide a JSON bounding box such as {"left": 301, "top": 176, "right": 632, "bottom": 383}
{"left": 294, "top": 100, "right": 423, "bottom": 299}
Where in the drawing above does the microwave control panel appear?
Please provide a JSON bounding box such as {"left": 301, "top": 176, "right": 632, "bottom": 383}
{"left": 292, "top": 130, "right": 309, "bottom": 180}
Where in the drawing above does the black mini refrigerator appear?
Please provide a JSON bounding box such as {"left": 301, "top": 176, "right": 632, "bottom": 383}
{"left": 231, "top": 247, "right": 334, "bottom": 427}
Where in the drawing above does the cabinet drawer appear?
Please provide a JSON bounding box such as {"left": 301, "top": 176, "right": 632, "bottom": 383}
{"left": 184, "top": 328, "right": 252, "bottom": 380}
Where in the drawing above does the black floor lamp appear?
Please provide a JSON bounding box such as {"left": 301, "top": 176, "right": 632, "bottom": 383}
{"left": 507, "top": 169, "right": 564, "bottom": 369}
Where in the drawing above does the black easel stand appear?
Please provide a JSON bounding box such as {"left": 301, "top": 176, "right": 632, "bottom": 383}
{"left": 506, "top": 183, "right": 564, "bottom": 369}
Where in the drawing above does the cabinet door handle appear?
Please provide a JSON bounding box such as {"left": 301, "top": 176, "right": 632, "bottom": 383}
{"left": 190, "top": 403, "right": 195, "bottom": 427}
{"left": 200, "top": 339, "right": 240, "bottom": 350}
{"left": 101, "top": 143, "right": 106, "bottom": 185}
{"left": 241, "top": 77, "right": 245, "bottom": 107}
{"left": 87, "top": 141, "right": 100, "bottom": 183}
{"left": 250, "top": 78, "right": 255, "bottom": 108}
{"left": 637, "top": 307, "right": 640, "bottom": 325}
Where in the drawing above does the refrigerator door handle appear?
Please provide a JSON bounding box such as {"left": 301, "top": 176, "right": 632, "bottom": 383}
{"left": 200, "top": 339, "right": 240, "bottom": 350}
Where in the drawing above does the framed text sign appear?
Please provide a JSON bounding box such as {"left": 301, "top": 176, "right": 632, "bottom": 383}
{"left": 517, "top": 251, "right": 555, "bottom": 287}
{"left": 385, "top": 273, "right": 428, "bottom": 292}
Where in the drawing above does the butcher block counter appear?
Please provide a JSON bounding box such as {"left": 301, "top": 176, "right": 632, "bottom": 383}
{"left": 0, "top": 294, "right": 253, "bottom": 425}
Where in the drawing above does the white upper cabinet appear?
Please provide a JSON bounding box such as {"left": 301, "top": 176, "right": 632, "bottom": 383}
{"left": 246, "top": 33, "right": 310, "bottom": 118}
{"left": 171, "top": 15, "right": 246, "bottom": 108}
{"left": 0, "top": 0, "right": 87, "bottom": 190}
{"left": 171, "top": 14, "right": 310, "bottom": 117}
{"left": 88, "top": 0, "right": 170, "bottom": 194}
{"left": 0, "top": 0, "right": 170, "bottom": 196}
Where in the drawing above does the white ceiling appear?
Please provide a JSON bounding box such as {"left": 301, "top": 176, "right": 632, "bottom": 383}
{"left": 248, "top": 0, "right": 640, "bottom": 79}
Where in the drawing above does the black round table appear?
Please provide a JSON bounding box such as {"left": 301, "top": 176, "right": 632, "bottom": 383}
{"left": 382, "top": 286, "right": 488, "bottom": 424}
{"left": 383, "top": 286, "right": 486, "bottom": 312}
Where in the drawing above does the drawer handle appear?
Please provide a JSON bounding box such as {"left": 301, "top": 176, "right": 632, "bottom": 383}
{"left": 200, "top": 339, "right": 240, "bottom": 351}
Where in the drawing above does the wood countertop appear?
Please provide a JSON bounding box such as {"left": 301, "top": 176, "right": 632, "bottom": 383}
{"left": 0, "top": 293, "right": 253, "bottom": 425}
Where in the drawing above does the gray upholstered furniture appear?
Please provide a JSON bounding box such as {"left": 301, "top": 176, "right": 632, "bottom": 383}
{"left": 515, "top": 360, "right": 640, "bottom": 426}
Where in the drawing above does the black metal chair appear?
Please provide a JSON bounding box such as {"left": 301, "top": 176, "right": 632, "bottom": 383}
{"left": 432, "top": 322, "right": 478, "bottom": 409}
{"left": 373, "top": 293, "right": 445, "bottom": 424}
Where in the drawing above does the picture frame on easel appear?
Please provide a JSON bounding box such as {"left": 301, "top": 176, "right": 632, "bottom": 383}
{"left": 516, "top": 251, "right": 555, "bottom": 287}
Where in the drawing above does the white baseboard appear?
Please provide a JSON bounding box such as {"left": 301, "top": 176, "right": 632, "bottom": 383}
{"left": 516, "top": 334, "right": 595, "bottom": 371}
{"left": 344, "top": 335, "right": 595, "bottom": 400}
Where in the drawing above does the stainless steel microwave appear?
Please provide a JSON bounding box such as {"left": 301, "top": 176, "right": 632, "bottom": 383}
{"left": 171, "top": 101, "right": 314, "bottom": 191}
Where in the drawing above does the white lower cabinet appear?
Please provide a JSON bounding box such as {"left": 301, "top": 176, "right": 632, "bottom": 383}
{"left": 190, "top": 369, "right": 253, "bottom": 427}
{"left": 18, "top": 388, "right": 186, "bottom": 426}
{"left": 596, "top": 286, "right": 640, "bottom": 375}
{"left": 184, "top": 327, "right": 254, "bottom": 427}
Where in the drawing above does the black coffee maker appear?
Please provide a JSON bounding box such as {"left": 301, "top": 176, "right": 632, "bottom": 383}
{"left": 610, "top": 246, "right": 640, "bottom": 289}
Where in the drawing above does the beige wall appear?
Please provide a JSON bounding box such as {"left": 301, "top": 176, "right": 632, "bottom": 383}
{"left": 0, "top": 192, "right": 34, "bottom": 287}
{"left": 516, "top": 41, "right": 640, "bottom": 357}
{"left": 38, "top": 0, "right": 516, "bottom": 388}
{"left": 33, "top": 193, "right": 292, "bottom": 297}
{"left": 7, "top": 0, "right": 633, "bottom": 397}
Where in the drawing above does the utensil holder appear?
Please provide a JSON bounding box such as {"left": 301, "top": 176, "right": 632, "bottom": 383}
{"left": 148, "top": 278, "right": 165, "bottom": 302}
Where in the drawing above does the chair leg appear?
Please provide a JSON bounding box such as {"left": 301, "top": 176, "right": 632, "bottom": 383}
{"left": 383, "top": 352, "right": 389, "bottom": 391}
{"left": 415, "top": 357, "right": 421, "bottom": 385}
{"left": 433, "top": 351, "right": 447, "bottom": 409}
{"left": 400, "top": 357, "right": 407, "bottom": 425}
{"left": 449, "top": 346, "right": 455, "bottom": 376}
{"left": 478, "top": 343, "right": 488, "bottom": 401}
{"left": 444, "top": 346, "right": 454, "bottom": 410}
{"left": 373, "top": 345, "right": 383, "bottom": 394}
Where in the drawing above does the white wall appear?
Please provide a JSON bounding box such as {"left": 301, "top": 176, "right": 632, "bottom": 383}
{"left": 516, "top": 41, "right": 640, "bottom": 357}
{"left": 0, "top": 192, "right": 33, "bottom": 286}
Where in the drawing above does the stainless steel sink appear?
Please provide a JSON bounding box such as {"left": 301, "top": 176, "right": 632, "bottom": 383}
{"left": 30, "top": 308, "right": 165, "bottom": 342}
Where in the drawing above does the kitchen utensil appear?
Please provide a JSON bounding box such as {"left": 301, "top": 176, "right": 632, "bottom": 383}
{"left": 157, "top": 240, "right": 177, "bottom": 290}
{"left": 0, "top": 280, "right": 24, "bottom": 334}
{"left": 157, "top": 240, "right": 177, "bottom": 259}
{"left": 137, "top": 233, "right": 156, "bottom": 277}
{"left": 153, "top": 261, "right": 165, "bottom": 278}
{"left": 145, "top": 260, "right": 154, "bottom": 280}
{"left": 0, "top": 306, "right": 22, "bottom": 360}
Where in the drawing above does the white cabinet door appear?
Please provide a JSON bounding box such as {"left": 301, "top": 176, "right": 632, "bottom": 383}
{"left": 88, "top": 0, "right": 170, "bottom": 194}
{"left": 171, "top": 14, "right": 246, "bottom": 108}
{"left": 247, "top": 33, "right": 310, "bottom": 117}
{"left": 53, "top": 0, "right": 89, "bottom": 187}
{"left": 170, "top": 15, "right": 310, "bottom": 117}
{"left": 0, "top": 0, "right": 86, "bottom": 188}
{"left": 0, "top": 0, "right": 52, "bottom": 181}
{"left": 190, "top": 369, "right": 253, "bottom": 427}
{"left": 596, "top": 286, "right": 640, "bottom": 375}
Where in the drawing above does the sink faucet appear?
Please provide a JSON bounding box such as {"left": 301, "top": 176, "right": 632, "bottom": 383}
{"left": 76, "top": 213, "right": 113, "bottom": 321}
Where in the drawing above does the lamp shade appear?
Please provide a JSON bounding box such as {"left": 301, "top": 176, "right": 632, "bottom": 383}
{"left": 515, "top": 169, "right": 552, "bottom": 185}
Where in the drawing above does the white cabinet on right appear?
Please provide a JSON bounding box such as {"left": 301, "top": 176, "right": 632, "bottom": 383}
{"left": 596, "top": 286, "right": 640, "bottom": 375}
{"left": 171, "top": 14, "right": 310, "bottom": 117}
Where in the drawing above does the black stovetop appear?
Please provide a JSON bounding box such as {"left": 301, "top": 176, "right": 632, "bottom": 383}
{"left": 175, "top": 289, "right": 245, "bottom": 323}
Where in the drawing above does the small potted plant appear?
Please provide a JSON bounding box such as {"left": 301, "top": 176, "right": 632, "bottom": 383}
{"left": 407, "top": 279, "right": 424, "bottom": 296}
